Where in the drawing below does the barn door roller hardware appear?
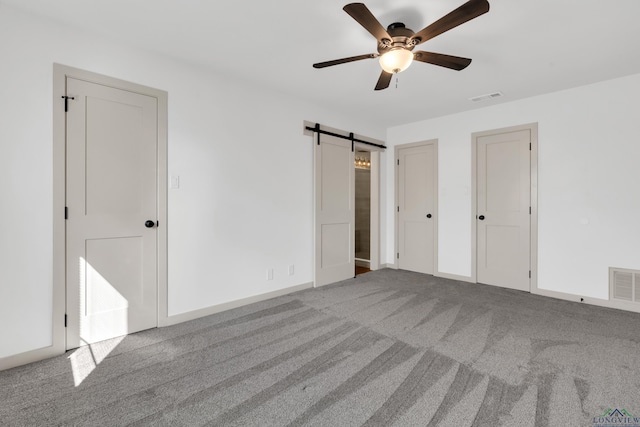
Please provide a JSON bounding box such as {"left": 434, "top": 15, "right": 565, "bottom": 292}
{"left": 306, "top": 123, "right": 386, "bottom": 150}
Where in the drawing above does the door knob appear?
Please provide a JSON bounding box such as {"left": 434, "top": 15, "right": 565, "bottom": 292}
{"left": 145, "top": 220, "right": 156, "bottom": 228}
{"left": 478, "top": 215, "right": 485, "bottom": 220}
{"left": 426, "top": 214, "right": 432, "bottom": 218}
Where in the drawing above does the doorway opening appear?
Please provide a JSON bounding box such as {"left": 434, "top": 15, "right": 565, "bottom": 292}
{"left": 355, "top": 151, "right": 371, "bottom": 276}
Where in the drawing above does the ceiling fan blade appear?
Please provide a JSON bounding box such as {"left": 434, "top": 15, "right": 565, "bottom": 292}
{"left": 374, "top": 71, "right": 393, "bottom": 91}
{"left": 313, "top": 53, "right": 378, "bottom": 69}
{"left": 413, "top": 51, "right": 472, "bottom": 70}
{"left": 411, "top": 0, "right": 490, "bottom": 46}
{"left": 343, "top": 3, "right": 392, "bottom": 42}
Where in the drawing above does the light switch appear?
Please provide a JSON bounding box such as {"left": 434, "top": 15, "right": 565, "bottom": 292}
{"left": 170, "top": 175, "right": 180, "bottom": 189}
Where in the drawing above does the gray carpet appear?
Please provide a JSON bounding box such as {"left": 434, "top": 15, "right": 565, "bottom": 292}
{"left": 2, "top": 269, "right": 640, "bottom": 426}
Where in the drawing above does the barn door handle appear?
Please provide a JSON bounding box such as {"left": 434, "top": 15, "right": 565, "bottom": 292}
{"left": 478, "top": 215, "right": 485, "bottom": 220}
{"left": 426, "top": 214, "right": 432, "bottom": 218}
{"left": 145, "top": 220, "right": 156, "bottom": 228}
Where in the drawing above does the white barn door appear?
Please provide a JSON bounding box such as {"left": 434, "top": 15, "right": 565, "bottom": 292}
{"left": 315, "top": 133, "right": 355, "bottom": 286}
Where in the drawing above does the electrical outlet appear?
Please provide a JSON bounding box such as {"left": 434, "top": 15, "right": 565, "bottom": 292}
{"left": 288, "top": 265, "right": 294, "bottom": 276}
{"left": 267, "top": 268, "right": 274, "bottom": 281}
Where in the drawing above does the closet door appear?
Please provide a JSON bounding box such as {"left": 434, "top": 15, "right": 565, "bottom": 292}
{"left": 315, "top": 134, "right": 355, "bottom": 286}
{"left": 397, "top": 142, "right": 437, "bottom": 275}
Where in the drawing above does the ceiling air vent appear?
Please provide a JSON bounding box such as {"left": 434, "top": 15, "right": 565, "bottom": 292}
{"left": 610, "top": 267, "right": 640, "bottom": 302}
{"left": 469, "top": 91, "right": 503, "bottom": 102}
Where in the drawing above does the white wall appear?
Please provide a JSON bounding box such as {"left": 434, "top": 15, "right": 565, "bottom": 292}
{"left": 4, "top": 2, "right": 639, "bottom": 363}
{"left": 0, "top": 5, "right": 385, "bottom": 359}
{"left": 385, "top": 73, "right": 640, "bottom": 300}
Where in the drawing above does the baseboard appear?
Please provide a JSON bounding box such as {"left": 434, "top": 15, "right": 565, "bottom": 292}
{"left": 433, "top": 271, "right": 639, "bottom": 314}
{"left": 531, "top": 287, "right": 640, "bottom": 314}
{"left": 382, "top": 263, "right": 398, "bottom": 269}
{"left": 1, "top": 281, "right": 314, "bottom": 372}
{"left": 162, "top": 282, "right": 314, "bottom": 326}
{"left": 0, "top": 344, "right": 62, "bottom": 372}
{"left": 432, "top": 270, "right": 640, "bottom": 314}
{"left": 460, "top": 276, "right": 640, "bottom": 314}
{"left": 5, "top": 278, "right": 633, "bottom": 372}
{"left": 435, "top": 271, "right": 475, "bottom": 283}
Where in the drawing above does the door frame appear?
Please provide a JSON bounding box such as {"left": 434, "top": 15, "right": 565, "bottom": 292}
{"left": 305, "top": 122, "right": 382, "bottom": 286}
{"left": 394, "top": 139, "right": 439, "bottom": 275}
{"left": 471, "top": 123, "right": 538, "bottom": 290}
{"left": 53, "top": 64, "right": 168, "bottom": 353}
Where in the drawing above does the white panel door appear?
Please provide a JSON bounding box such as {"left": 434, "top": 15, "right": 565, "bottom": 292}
{"left": 398, "top": 143, "right": 436, "bottom": 275}
{"left": 66, "top": 77, "right": 158, "bottom": 349}
{"left": 477, "top": 129, "right": 531, "bottom": 291}
{"left": 315, "top": 134, "right": 355, "bottom": 286}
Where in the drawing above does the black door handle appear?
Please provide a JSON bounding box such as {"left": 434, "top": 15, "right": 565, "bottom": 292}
{"left": 426, "top": 214, "right": 432, "bottom": 218}
{"left": 145, "top": 220, "right": 155, "bottom": 228}
{"left": 478, "top": 215, "right": 485, "bottom": 220}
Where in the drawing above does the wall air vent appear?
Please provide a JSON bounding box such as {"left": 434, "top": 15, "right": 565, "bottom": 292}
{"left": 469, "top": 91, "right": 504, "bottom": 102}
{"left": 610, "top": 267, "right": 640, "bottom": 302}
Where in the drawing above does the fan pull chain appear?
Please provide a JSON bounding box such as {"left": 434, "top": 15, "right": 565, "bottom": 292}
{"left": 396, "top": 76, "right": 399, "bottom": 89}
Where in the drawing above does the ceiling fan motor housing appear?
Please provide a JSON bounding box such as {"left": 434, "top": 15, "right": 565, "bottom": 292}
{"left": 378, "top": 22, "right": 417, "bottom": 54}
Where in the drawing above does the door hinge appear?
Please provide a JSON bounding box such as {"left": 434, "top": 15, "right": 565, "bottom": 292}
{"left": 397, "top": 159, "right": 399, "bottom": 166}
{"left": 65, "top": 206, "right": 68, "bottom": 220}
{"left": 529, "top": 206, "right": 531, "bottom": 215}
{"left": 64, "top": 314, "right": 67, "bottom": 327}
{"left": 397, "top": 206, "right": 399, "bottom": 212}
{"left": 397, "top": 252, "right": 399, "bottom": 259}
{"left": 529, "top": 270, "right": 531, "bottom": 278}
{"left": 529, "top": 143, "right": 532, "bottom": 151}
{"left": 61, "top": 95, "right": 75, "bottom": 112}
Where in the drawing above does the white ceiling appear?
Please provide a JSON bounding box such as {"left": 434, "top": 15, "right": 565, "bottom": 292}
{"left": 4, "top": 0, "right": 640, "bottom": 127}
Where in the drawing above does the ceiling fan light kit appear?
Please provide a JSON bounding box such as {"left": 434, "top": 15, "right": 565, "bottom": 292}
{"left": 379, "top": 48, "right": 414, "bottom": 74}
{"left": 313, "top": 0, "right": 490, "bottom": 90}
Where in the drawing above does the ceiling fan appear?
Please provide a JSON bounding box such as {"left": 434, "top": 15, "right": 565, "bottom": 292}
{"left": 313, "top": 0, "right": 490, "bottom": 90}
